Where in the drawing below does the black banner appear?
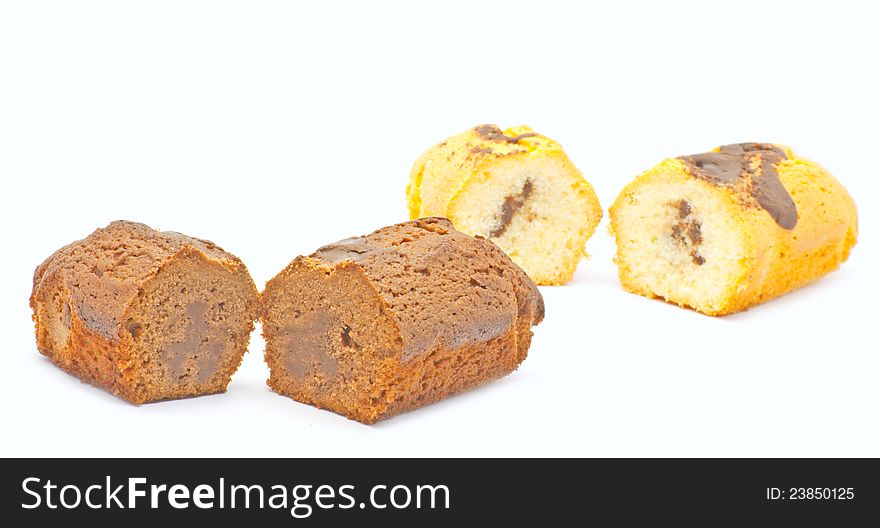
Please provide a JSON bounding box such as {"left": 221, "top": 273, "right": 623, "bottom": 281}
{"left": 1, "top": 459, "right": 877, "bottom": 524}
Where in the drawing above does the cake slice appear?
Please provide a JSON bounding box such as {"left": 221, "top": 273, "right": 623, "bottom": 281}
{"left": 261, "top": 217, "right": 544, "bottom": 424}
{"left": 30, "top": 221, "right": 261, "bottom": 403}
{"left": 609, "top": 143, "right": 858, "bottom": 315}
{"left": 407, "top": 124, "right": 602, "bottom": 285}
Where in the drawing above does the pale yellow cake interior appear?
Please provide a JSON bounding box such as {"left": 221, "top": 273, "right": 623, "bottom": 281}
{"left": 407, "top": 125, "right": 602, "bottom": 285}
{"left": 611, "top": 166, "right": 749, "bottom": 314}
{"left": 449, "top": 155, "right": 598, "bottom": 285}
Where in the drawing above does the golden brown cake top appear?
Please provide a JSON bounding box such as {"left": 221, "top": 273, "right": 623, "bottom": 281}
{"left": 310, "top": 217, "right": 544, "bottom": 361}
{"left": 31, "top": 220, "right": 247, "bottom": 340}
{"left": 678, "top": 143, "right": 798, "bottom": 229}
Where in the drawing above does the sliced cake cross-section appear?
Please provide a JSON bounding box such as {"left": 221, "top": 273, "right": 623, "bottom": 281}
{"left": 30, "top": 221, "right": 261, "bottom": 403}
{"left": 261, "top": 217, "right": 544, "bottom": 424}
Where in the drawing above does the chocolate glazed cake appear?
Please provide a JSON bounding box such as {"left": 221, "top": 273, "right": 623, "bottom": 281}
{"left": 610, "top": 143, "right": 858, "bottom": 315}
{"left": 261, "top": 217, "right": 544, "bottom": 424}
{"left": 30, "top": 221, "right": 261, "bottom": 403}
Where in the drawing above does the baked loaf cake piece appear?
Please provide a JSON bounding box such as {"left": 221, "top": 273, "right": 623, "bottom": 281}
{"left": 609, "top": 143, "right": 858, "bottom": 315}
{"left": 261, "top": 217, "right": 544, "bottom": 424}
{"left": 30, "top": 221, "right": 260, "bottom": 403}
{"left": 406, "top": 124, "right": 602, "bottom": 285}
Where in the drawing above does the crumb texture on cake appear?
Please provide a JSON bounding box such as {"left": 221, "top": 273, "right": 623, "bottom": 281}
{"left": 406, "top": 124, "right": 602, "bottom": 285}
{"left": 30, "top": 220, "right": 260, "bottom": 403}
{"left": 609, "top": 144, "right": 858, "bottom": 315}
{"left": 261, "top": 217, "right": 544, "bottom": 424}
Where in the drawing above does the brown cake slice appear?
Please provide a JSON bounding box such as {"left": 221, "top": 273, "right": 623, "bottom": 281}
{"left": 261, "top": 217, "right": 544, "bottom": 424}
{"left": 30, "top": 221, "right": 261, "bottom": 403}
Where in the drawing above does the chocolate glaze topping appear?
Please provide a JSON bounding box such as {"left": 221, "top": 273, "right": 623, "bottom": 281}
{"left": 470, "top": 146, "right": 494, "bottom": 155}
{"left": 679, "top": 143, "right": 798, "bottom": 229}
{"left": 474, "top": 124, "right": 537, "bottom": 144}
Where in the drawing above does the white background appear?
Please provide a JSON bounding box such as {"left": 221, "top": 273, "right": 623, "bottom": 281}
{"left": 1, "top": 1, "right": 877, "bottom": 457}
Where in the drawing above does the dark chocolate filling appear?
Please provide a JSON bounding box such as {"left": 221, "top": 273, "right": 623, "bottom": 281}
{"left": 284, "top": 311, "right": 339, "bottom": 381}
{"left": 166, "top": 300, "right": 224, "bottom": 382}
{"left": 490, "top": 180, "right": 533, "bottom": 238}
{"left": 670, "top": 200, "right": 705, "bottom": 266}
{"left": 678, "top": 143, "right": 797, "bottom": 229}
